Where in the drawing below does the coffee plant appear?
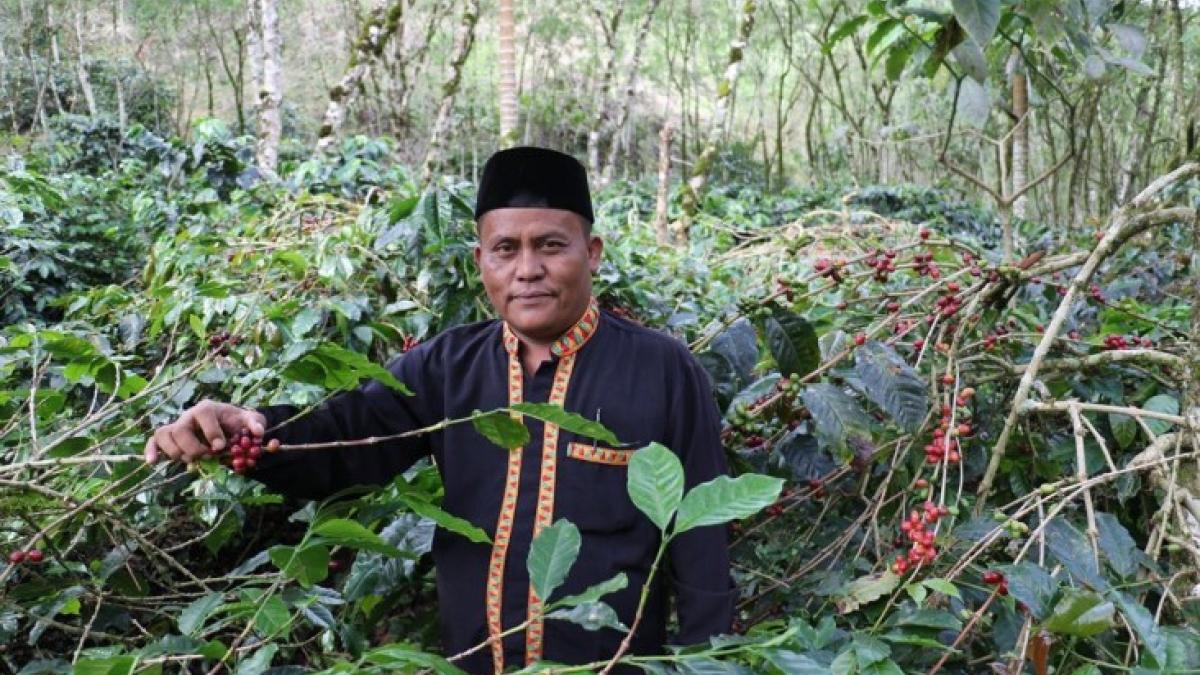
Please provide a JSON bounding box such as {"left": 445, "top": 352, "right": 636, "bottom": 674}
{"left": 2, "top": 119, "right": 1200, "bottom": 674}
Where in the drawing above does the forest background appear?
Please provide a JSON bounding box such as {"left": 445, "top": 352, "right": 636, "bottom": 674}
{"left": 2, "top": 0, "right": 1200, "bottom": 673}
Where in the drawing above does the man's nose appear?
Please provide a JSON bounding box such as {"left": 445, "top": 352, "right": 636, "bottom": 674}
{"left": 515, "top": 247, "right": 545, "bottom": 280}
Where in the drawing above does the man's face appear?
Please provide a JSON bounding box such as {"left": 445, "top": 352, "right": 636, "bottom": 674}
{"left": 474, "top": 207, "right": 602, "bottom": 343}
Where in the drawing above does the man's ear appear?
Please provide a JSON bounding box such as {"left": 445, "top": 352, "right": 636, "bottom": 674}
{"left": 587, "top": 235, "right": 603, "bottom": 273}
{"left": 473, "top": 243, "right": 482, "bottom": 268}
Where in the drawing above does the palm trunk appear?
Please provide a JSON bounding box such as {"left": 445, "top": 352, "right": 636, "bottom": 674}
{"left": 497, "top": 0, "right": 518, "bottom": 146}
{"left": 420, "top": 0, "right": 482, "bottom": 184}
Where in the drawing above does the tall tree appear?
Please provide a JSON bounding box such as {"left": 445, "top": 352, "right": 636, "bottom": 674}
{"left": 420, "top": 0, "right": 482, "bottom": 184}
{"left": 253, "top": 0, "right": 282, "bottom": 177}
{"left": 599, "top": 0, "right": 662, "bottom": 186}
{"left": 497, "top": 0, "right": 518, "bottom": 146}
{"left": 676, "top": 0, "right": 758, "bottom": 243}
{"left": 585, "top": 1, "right": 625, "bottom": 176}
{"left": 1010, "top": 48, "right": 1029, "bottom": 219}
{"left": 315, "top": 0, "right": 407, "bottom": 153}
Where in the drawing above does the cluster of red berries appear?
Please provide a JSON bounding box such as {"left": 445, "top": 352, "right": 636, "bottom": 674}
{"left": 1089, "top": 284, "right": 1105, "bottom": 303}
{"left": 401, "top": 335, "right": 421, "bottom": 353}
{"left": 806, "top": 478, "right": 826, "bottom": 499}
{"left": 813, "top": 258, "right": 846, "bottom": 284}
{"left": 933, "top": 283, "right": 963, "bottom": 319}
{"left": 893, "top": 500, "right": 948, "bottom": 574}
{"left": 864, "top": 249, "right": 898, "bottom": 283}
{"left": 911, "top": 251, "right": 941, "bottom": 279}
{"left": 1103, "top": 334, "right": 1153, "bottom": 350}
{"left": 982, "top": 321, "right": 1017, "bottom": 350}
{"left": 214, "top": 429, "right": 280, "bottom": 473}
{"left": 924, "top": 390, "right": 974, "bottom": 465}
{"left": 982, "top": 569, "right": 1009, "bottom": 595}
{"left": 207, "top": 330, "right": 241, "bottom": 356}
{"left": 7, "top": 549, "right": 44, "bottom": 565}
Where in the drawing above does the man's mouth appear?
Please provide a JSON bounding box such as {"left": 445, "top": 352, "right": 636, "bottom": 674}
{"left": 512, "top": 291, "right": 555, "bottom": 301}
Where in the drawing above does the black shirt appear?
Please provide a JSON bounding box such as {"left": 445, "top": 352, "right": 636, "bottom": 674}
{"left": 250, "top": 302, "right": 734, "bottom": 673}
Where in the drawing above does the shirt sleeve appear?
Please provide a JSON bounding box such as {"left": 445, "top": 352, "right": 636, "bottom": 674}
{"left": 663, "top": 344, "right": 736, "bottom": 645}
{"left": 245, "top": 342, "right": 442, "bottom": 501}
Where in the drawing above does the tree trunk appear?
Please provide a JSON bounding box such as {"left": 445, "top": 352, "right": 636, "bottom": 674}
{"left": 73, "top": 4, "right": 97, "bottom": 118}
{"left": 316, "top": 0, "right": 406, "bottom": 153}
{"left": 676, "top": 0, "right": 758, "bottom": 241}
{"left": 585, "top": 2, "right": 625, "bottom": 176}
{"left": 497, "top": 0, "right": 518, "bottom": 146}
{"left": 246, "top": 0, "right": 263, "bottom": 121}
{"left": 254, "top": 0, "right": 282, "bottom": 178}
{"left": 1011, "top": 48, "right": 1029, "bottom": 219}
{"left": 598, "top": 0, "right": 662, "bottom": 186}
{"left": 420, "top": 0, "right": 482, "bottom": 184}
{"left": 653, "top": 122, "right": 674, "bottom": 246}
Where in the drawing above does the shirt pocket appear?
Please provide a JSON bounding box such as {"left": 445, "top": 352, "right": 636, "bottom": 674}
{"left": 566, "top": 442, "right": 634, "bottom": 466}
{"left": 557, "top": 442, "right": 641, "bottom": 533}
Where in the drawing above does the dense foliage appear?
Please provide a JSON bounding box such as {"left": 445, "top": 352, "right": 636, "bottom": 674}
{"left": 3, "top": 118, "right": 1200, "bottom": 675}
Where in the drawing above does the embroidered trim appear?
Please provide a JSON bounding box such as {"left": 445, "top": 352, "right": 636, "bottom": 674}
{"left": 524, "top": 354, "right": 576, "bottom": 664}
{"left": 501, "top": 296, "right": 600, "bottom": 359}
{"left": 567, "top": 442, "right": 633, "bottom": 466}
{"left": 486, "top": 343, "right": 525, "bottom": 674}
{"left": 491, "top": 299, "right": 594, "bottom": 669}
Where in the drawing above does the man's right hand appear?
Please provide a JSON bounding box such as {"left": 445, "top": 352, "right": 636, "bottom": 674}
{"left": 145, "top": 400, "right": 267, "bottom": 465}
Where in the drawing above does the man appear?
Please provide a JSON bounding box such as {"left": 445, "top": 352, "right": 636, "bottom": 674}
{"left": 145, "top": 146, "right": 734, "bottom": 673}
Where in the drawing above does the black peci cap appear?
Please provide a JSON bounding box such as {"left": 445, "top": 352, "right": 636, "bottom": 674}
{"left": 474, "top": 146, "right": 594, "bottom": 224}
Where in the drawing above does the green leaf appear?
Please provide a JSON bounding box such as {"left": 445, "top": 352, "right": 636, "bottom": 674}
{"left": 884, "top": 37, "right": 918, "bottom": 80}
{"left": 554, "top": 573, "right": 628, "bottom": 609}
{"left": 1109, "top": 412, "right": 1136, "bottom": 449}
{"left": 838, "top": 572, "right": 900, "bottom": 613}
{"left": 269, "top": 544, "right": 329, "bottom": 588}
{"left": 1043, "top": 589, "right": 1115, "bottom": 637}
{"left": 763, "top": 650, "right": 831, "bottom": 674}
{"left": 626, "top": 443, "right": 684, "bottom": 531}
{"left": 1142, "top": 394, "right": 1179, "bottom": 436}
{"left": 999, "top": 562, "right": 1057, "bottom": 620}
{"left": 179, "top": 592, "right": 224, "bottom": 636}
{"left": 472, "top": 411, "right": 530, "bottom": 450}
{"left": 951, "top": 0, "right": 1000, "bottom": 47}
{"left": 888, "top": 608, "right": 962, "bottom": 631}
{"left": 527, "top": 520, "right": 582, "bottom": 601}
{"left": 674, "top": 474, "right": 784, "bottom": 533}
{"left": 363, "top": 643, "right": 467, "bottom": 673}
{"left": 1095, "top": 512, "right": 1138, "bottom": 578}
{"left": 511, "top": 402, "right": 620, "bottom": 445}
{"left": 546, "top": 601, "right": 628, "bottom": 632}
{"left": 865, "top": 18, "right": 902, "bottom": 55}
{"left": 400, "top": 494, "right": 491, "bottom": 545}
{"left": 313, "top": 518, "right": 405, "bottom": 557}
{"left": 1108, "top": 590, "right": 1170, "bottom": 666}
{"left": 282, "top": 342, "right": 412, "bottom": 394}
{"left": 824, "top": 15, "right": 869, "bottom": 52}
{"left": 802, "top": 383, "right": 875, "bottom": 460}
{"left": 765, "top": 309, "right": 820, "bottom": 379}
{"left": 854, "top": 341, "right": 928, "bottom": 432}
{"left": 252, "top": 594, "right": 290, "bottom": 637}
{"left": 234, "top": 644, "right": 278, "bottom": 675}
{"left": 921, "top": 578, "right": 961, "bottom": 599}
{"left": 1044, "top": 518, "right": 1105, "bottom": 588}
{"left": 72, "top": 656, "right": 137, "bottom": 675}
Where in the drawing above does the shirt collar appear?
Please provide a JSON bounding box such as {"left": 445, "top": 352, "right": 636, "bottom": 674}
{"left": 502, "top": 296, "right": 601, "bottom": 358}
